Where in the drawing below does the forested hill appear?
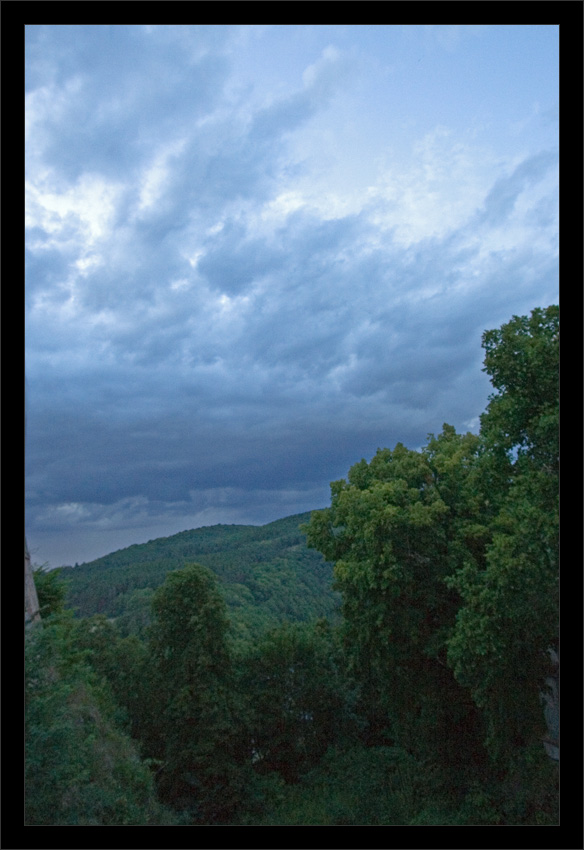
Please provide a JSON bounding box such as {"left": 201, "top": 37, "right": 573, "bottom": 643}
{"left": 60, "top": 511, "right": 340, "bottom": 642}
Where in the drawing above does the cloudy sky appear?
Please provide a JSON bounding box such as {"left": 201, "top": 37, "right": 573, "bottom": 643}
{"left": 25, "top": 25, "right": 559, "bottom": 567}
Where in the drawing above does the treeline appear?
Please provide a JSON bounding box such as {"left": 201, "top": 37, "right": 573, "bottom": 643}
{"left": 25, "top": 306, "right": 558, "bottom": 825}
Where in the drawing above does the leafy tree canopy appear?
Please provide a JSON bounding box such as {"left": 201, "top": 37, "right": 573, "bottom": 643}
{"left": 447, "top": 305, "right": 559, "bottom": 760}
{"left": 25, "top": 612, "right": 173, "bottom": 825}
{"left": 305, "top": 304, "right": 558, "bottom": 773}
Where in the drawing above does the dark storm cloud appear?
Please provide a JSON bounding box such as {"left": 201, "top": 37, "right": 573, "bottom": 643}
{"left": 25, "top": 242, "right": 72, "bottom": 305}
{"left": 197, "top": 222, "right": 285, "bottom": 295}
{"left": 26, "top": 166, "right": 557, "bottom": 517}
{"left": 25, "top": 25, "right": 558, "bottom": 565}
{"left": 27, "top": 25, "right": 231, "bottom": 183}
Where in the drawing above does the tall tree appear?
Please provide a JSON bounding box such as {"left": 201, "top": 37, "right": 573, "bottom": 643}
{"left": 479, "top": 305, "right": 559, "bottom": 472}
{"left": 144, "top": 563, "right": 242, "bottom": 822}
{"left": 446, "top": 306, "right": 559, "bottom": 762}
{"left": 305, "top": 427, "right": 485, "bottom": 764}
{"left": 238, "top": 620, "right": 354, "bottom": 782}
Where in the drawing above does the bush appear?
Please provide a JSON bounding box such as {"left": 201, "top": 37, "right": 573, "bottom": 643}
{"left": 25, "top": 614, "right": 174, "bottom": 825}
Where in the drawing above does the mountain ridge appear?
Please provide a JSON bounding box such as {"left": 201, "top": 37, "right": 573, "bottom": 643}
{"left": 60, "top": 510, "right": 340, "bottom": 643}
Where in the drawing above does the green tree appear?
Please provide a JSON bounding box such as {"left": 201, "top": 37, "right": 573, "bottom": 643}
{"left": 479, "top": 305, "right": 559, "bottom": 471}
{"left": 144, "top": 563, "right": 244, "bottom": 822}
{"left": 33, "top": 566, "right": 68, "bottom": 618}
{"left": 305, "top": 427, "right": 485, "bottom": 765}
{"left": 238, "top": 620, "right": 356, "bottom": 783}
{"left": 447, "top": 306, "right": 559, "bottom": 764}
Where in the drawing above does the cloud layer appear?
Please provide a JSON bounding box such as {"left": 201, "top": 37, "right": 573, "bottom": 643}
{"left": 25, "top": 25, "right": 559, "bottom": 565}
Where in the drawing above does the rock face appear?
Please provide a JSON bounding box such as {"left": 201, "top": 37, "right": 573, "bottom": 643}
{"left": 541, "top": 648, "right": 559, "bottom": 761}
{"left": 25, "top": 537, "right": 41, "bottom": 625}
{"left": 25, "top": 386, "right": 40, "bottom": 625}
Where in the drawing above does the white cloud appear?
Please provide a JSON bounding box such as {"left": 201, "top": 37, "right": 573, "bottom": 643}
{"left": 26, "top": 171, "right": 123, "bottom": 248}
{"left": 424, "top": 25, "right": 489, "bottom": 52}
{"left": 367, "top": 127, "right": 497, "bottom": 246}
{"left": 302, "top": 44, "right": 342, "bottom": 88}
{"left": 136, "top": 137, "right": 187, "bottom": 212}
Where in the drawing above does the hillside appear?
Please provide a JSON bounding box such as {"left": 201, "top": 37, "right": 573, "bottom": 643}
{"left": 61, "top": 511, "right": 340, "bottom": 643}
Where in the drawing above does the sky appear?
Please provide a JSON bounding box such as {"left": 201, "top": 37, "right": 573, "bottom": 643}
{"left": 25, "top": 24, "right": 559, "bottom": 568}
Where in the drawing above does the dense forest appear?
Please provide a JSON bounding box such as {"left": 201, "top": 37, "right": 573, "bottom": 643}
{"left": 58, "top": 511, "right": 341, "bottom": 645}
{"left": 25, "top": 305, "right": 558, "bottom": 826}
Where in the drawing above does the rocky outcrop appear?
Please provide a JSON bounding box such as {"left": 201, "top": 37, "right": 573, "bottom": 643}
{"left": 25, "top": 537, "right": 41, "bottom": 625}
{"left": 541, "top": 648, "right": 559, "bottom": 761}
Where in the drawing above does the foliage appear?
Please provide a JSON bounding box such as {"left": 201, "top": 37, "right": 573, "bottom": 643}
{"left": 304, "top": 303, "right": 558, "bottom": 817}
{"left": 237, "top": 620, "right": 357, "bottom": 783}
{"left": 72, "top": 614, "right": 150, "bottom": 744}
{"left": 479, "top": 304, "right": 559, "bottom": 471}
{"left": 25, "top": 612, "right": 173, "bottom": 825}
{"left": 446, "top": 306, "right": 559, "bottom": 762}
{"left": 256, "top": 745, "right": 435, "bottom": 825}
{"left": 141, "top": 563, "right": 249, "bottom": 823}
{"left": 33, "top": 566, "right": 69, "bottom": 618}
{"left": 304, "top": 427, "right": 486, "bottom": 764}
